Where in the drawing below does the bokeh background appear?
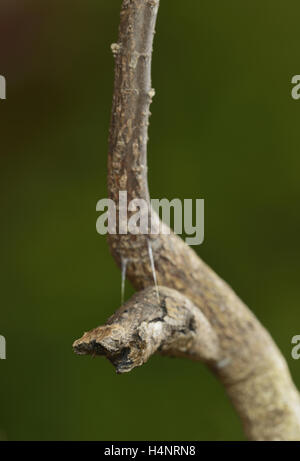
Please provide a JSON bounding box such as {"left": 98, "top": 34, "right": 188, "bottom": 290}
{"left": 1, "top": 0, "right": 300, "bottom": 441}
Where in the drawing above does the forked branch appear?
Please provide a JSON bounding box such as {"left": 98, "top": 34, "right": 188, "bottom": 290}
{"left": 74, "top": 0, "right": 300, "bottom": 441}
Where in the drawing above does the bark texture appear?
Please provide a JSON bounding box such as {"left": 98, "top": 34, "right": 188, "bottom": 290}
{"left": 74, "top": 0, "right": 300, "bottom": 441}
{"left": 73, "top": 286, "right": 219, "bottom": 373}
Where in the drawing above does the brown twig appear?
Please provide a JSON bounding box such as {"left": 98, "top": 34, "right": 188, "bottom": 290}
{"left": 73, "top": 286, "right": 219, "bottom": 373}
{"left": 74, "top": 0, "right": 300, "bottom": 440}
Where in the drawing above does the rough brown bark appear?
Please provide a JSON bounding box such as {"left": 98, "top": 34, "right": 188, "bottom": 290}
{"left": 73, "top": 286, "right": 219, "bottom": 372}
{"left": 74, "top": 0, "right": 300, "bottom": 440}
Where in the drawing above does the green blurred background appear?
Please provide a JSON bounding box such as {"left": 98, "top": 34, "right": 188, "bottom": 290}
{"left": 1, "top": 0, "right": 300, "bottom": 441}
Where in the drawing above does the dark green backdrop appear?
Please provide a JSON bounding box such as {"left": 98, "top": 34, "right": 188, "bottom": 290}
{"left": 1, "top": 0, "right": 300, "bottom": 440}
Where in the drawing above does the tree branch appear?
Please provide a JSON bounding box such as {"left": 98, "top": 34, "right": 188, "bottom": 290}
{"left": 73, "top": 286, "right": 220, "bottom": 373}
{"left": 74, "top": 0, "right": 300, "bottom": 441}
